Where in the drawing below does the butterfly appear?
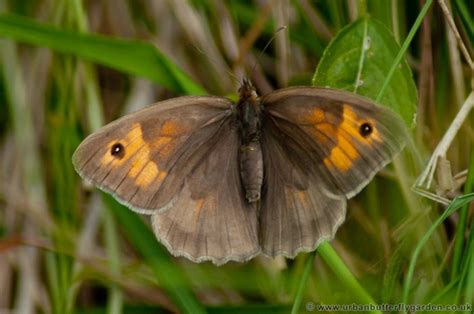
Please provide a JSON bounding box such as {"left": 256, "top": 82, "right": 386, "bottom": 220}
{"left": 73, "top": 78, "right": 407, "bottom": 265}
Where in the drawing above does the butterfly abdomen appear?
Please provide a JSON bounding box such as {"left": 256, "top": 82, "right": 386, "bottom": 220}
{"left": 239, "top": 140, "right": 263, "bottom": 202}
{"left": 237, "top": 80, "right": 264, "bottom": 203}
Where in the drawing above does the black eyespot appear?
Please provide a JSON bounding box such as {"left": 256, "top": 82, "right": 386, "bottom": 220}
{"left": 110, "top": 143, "right": 125, "bottom": 159}
{"left": 359, "top": 123, "right": 373, "bottom": 137}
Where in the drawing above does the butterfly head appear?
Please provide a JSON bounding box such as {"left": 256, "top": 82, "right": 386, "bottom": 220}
{"left": 238, "top": 78, "right": 258, "bottom": 104}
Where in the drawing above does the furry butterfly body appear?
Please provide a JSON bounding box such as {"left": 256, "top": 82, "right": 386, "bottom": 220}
{"left": 73, "top": 79, "right": 406, "bottom": 265}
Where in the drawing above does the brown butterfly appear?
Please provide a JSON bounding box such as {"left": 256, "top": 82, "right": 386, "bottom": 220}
{"left": 73, "top": 78, "right": 407, "bottom": 265}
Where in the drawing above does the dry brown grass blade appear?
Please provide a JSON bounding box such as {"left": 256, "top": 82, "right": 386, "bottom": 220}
{"left": 167, "top": 0, "right": 233, "bottom": 92}
{"left": 234, "top": 2, "right": 272, "bottom": 70}
{"left": 438, "top": 0, "right": 474, "bottom": 69}
{"left": 272, "top": 0, "right": 290, "bottom": 87}
{"left": 298, "top": 0, "right": 333, "bottom": 41}
{"left": 414, "top": 0, "right": 474, "bottom": 201}
{"left": 415, "top": 92, "right": 474, "bottom": 192}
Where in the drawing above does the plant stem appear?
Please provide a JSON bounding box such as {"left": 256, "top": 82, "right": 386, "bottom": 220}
{"left": 291, "top": 251, "right": 316, "bottom": 314}
{"left": 318, "top": 242, "right": 381, "bottom": 314}
{"left": 376, "top": 0, "right": 433, "bottom": 102}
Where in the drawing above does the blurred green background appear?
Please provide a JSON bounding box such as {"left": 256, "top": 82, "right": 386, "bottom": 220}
{"left": 0, "top": 1, "right": 473, "bottom": 313}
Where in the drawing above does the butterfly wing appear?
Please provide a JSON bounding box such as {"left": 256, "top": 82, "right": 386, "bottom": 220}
{"left": 259, "top": 87, "right": 407, "bottom": 257}
{"left": 73, "top": 96, "right": 234, "bottom": 213}
{"left": 260, "top": 131, "right": 346, "bottom": 257}
{"left": 74, "top": 96, "right": 260, "bottom": 263}
{"left": 151, "top": 119, "right": 260, "bottom": 265}
{"left": 262, "top": 87, "right": 407, "bottom": 196}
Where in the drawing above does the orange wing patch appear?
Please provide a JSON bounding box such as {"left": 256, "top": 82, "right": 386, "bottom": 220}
{"left": 306, "top": 108, "right": 325, "bottom": 124}
{"left": 160, "top": 120, "right": 185, "bottom": 136}
{"left": 294, "top": 190, "right": 310, "bottom": 209}
{"left": 324, "top": 146, "right": 354, "bottom": 172}
{"left": 313, "top": 105, "right": 382, "bottom": 172}
{"left": 153, "top": 119, "right": 187, "bottom": 159}
{"left": 101, "top": 123, "right": 167, "bottom": 188}
{"left": 135, "top": 162, "right": 160, "bottom": 187}
{"left": 193, "top": 198, "right": 206, "bottom": 222}
{"left": 311, "top": 123, "right": 334, "bottom": 141}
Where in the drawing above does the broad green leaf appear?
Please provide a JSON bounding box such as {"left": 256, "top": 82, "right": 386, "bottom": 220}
{"left": 313, "top": 17, "right": 417, "bottom": 124}
{"left": 0, "top": 13, "right": 205, "bottom": 95}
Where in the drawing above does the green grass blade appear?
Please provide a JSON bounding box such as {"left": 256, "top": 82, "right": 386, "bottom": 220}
{"left": 0, "top": 13, "right": 205, "bottom": 95}
{"left": 454, "top": 236, "right": 473, "bottom": 306}
{"left": 290, "top": 251, "right": 316, "bottom": 314}
{"left": 451, "top": 148, "right": 474, "bottom": 277}
{"left": 463, "top": 230, "right": 474, "bottom": 307}
{"left": 428, "top": 275, "right": 460, "bottom": 303}
{"left": 102, "top": 208, "right": 123, "bottom": 314}
{"left": 102, "top": 194, "right": 206, "bottom": 314}
{"left": 325, "top": 0, "right": 344, "bottom": 30}
{"left": 381, "top": 243, "right": 406, "bottom": 303}
{"left": 318, "top": 242, "right": 380, "bottom": 313}
{"left": 453, "top": 0, "right": 474, "bottom": 42}
{"left": 402, "top": 193, "right": 474, "bottom": 304}
{"left": 375, "top": 0, "right": 433, "bottom": 103}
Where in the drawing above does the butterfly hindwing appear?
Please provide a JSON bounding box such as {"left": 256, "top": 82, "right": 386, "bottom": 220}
{"left": 73, "top": 96, "right": 233, "bottom": 213}
{"left": 260, "top": 127, "right": 346, "bottom": 257}
{"left": 151, "top": 120, "right": 260, "bottom": 265}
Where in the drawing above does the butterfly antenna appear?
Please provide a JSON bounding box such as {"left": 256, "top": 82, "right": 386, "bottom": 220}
{"left": 191, "top": 44, "right": 241, "bottom": 86}
{"left": 250, "top": 26, "right": 288, "bottom": 80}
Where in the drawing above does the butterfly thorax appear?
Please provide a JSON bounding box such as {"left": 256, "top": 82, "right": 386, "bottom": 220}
{"left": 237, "top": 79, "right": 264, "bottom": 203}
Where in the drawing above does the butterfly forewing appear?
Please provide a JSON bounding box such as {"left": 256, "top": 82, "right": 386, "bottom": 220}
{"left": 261, "top": 87, "right": 407, "bottom": 198}
{"left": 73, "top": 96, "right": 233, "bottom": 213}
{"left": 74, "top": 95, "right": 260, "bottom": 264}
